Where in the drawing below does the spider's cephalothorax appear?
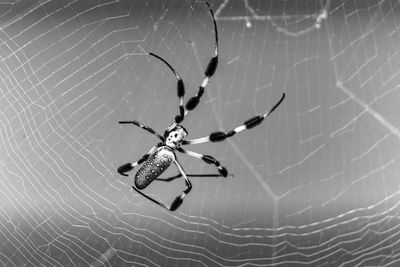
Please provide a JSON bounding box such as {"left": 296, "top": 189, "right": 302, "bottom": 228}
{"left": 164, "top": 125, "right": 188, "bottom": 148}
{"left": 117, "top": 1, "right": 285, "bottom": 211}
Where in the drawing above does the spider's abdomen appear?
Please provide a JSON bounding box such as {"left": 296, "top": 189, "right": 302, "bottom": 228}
{"left": 134, "top": 147, "right": 174, "bottom": 190}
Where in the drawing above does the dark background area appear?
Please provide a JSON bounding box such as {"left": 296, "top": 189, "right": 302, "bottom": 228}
{"left": 0, "top": 0, "right": 400, "bottom": 266}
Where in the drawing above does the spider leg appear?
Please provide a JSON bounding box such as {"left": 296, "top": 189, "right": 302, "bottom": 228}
{"left": 177, "top": 147, "right": 228, "bottom": 177}
{"left": 167, "top": 1, "right": 218, "bottom": 132}
{"left": 146, "top": 53, "right": 186, "bottom": 124}
{"left": 185, "top": 1, "right": 218, "bottom": 112}
{"left": 131, "top": 155, "right": 192, "bottom": 211}
{"left": 156, "top": 173, "right": 222, "bottom": 182}
{"left": 131, "top": 185, "right": 170, "bottom": 210}
{"left": 182, "top": 93, "right": 285, "bottom": 145}
{"left": 169, "top": 157, "right": 192, "bottom": 211}
{"left": 119, "top": 120, "right": 164, "bottom": 141}
{"left": 117, "top": 146, "right": 157, "bottom": 176}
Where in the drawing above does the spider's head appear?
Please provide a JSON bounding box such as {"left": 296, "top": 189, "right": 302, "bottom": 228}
{"left": 165, "top": 125, "right": 188, "bottom": 148}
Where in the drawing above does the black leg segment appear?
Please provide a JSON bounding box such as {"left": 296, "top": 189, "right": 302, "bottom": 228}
{"left": 205, "top": 56, "right": 218, "bottom": 77}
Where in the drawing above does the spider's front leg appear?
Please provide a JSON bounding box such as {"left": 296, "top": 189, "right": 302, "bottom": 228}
{"left": 146, "top": 52, "right": 186, "bottom": 124}
{"left": 185, "top": 1, "right": 219, "bottom": 113}
{"left": 166, "top": 1, "right": 219, "bottom": 133}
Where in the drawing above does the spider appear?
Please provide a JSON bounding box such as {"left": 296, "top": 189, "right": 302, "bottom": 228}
{"left": 117, "top": 1, "right": 285, "bottom": 211}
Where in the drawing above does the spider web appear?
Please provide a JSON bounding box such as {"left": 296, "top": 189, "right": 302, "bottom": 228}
{"left": 1, "top": 0, "right": 400, "bottom": 266}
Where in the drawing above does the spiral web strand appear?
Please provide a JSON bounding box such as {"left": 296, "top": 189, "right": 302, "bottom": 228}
{"left": 0, "top": 0, "right": 399, "bottom": 266}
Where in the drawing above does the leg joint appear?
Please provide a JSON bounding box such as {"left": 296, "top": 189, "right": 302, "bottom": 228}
{"left": 209, "top": 131, "right": 226, "bottom": 142}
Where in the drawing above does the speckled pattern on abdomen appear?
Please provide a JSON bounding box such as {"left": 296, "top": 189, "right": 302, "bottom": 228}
{"left": 134, "top": 147, "right": 174, "bottom": 190}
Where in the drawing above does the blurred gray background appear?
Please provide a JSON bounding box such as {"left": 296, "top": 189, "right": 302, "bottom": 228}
{"left": 1, "top": 0, "right": 400, "bottom": 266}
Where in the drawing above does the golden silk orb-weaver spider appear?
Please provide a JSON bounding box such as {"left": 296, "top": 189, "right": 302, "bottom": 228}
{"left": 118, "top": 1, "right": 285, "bottom": 211}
